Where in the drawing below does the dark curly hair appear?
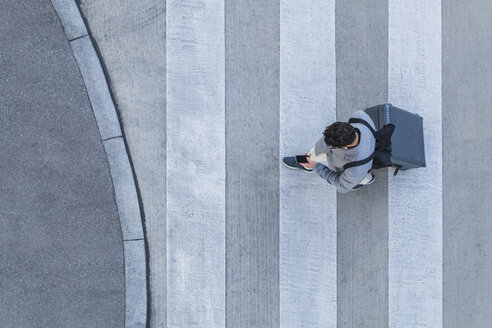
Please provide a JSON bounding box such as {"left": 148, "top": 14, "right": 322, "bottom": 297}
{"left": 323, "top": 122, "right": 356, "bottom": 148}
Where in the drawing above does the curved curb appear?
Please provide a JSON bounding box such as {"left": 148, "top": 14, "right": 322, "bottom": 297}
{"left": 50, "top": 1, "right": 148, "bottom": 327}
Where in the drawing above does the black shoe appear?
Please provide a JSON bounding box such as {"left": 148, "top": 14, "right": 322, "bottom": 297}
{"left": 367, "top": 174, "right": 375, "bottom": 185}
{"left": 282, "top": 156, "right": 313, "bottom": 173}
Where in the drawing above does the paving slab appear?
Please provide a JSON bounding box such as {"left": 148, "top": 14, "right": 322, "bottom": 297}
{"left": 0, "top": 0, "right": 124, "bottom": 327}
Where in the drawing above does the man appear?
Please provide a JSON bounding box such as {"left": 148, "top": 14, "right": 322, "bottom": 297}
{"left": 282, "top": 110, "right": 376, "bottom": 193}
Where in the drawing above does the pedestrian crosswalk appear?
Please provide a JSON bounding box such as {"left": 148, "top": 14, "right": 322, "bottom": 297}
{"left": 80, "top": 0, "right": 452, "bottom": 327}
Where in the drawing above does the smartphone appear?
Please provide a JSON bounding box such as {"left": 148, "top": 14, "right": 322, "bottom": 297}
{"left": 295, "top": 155, "right": 309, "bottom": 163}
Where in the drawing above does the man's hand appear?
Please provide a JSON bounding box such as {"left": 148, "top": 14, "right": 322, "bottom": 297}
{"left": 299, "top": 152, "right": 317, "bottom": 169}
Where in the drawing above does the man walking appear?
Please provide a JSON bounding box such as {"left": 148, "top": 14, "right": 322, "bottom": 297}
{"left": 282, "top": 110, "right": 376, "bottom": 193}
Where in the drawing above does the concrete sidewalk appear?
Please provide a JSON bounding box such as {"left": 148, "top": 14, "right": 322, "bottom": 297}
{"left": 0, "top": 0, "right": 125, "bottom": 327}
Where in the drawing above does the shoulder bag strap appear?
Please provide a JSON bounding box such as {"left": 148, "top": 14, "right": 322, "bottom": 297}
{"left": 348, "top": 118, "right": 377, "bottom": 137}
{"left": 343, "top": 150, "right": 377, "bottom": 170}
{"left": 343, "top": 117, "right": 378, "bottom": 170}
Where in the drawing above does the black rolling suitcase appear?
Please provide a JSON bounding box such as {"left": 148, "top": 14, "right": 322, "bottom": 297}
{"left": 364, "top": 103, "right": 426, "bottom": 175}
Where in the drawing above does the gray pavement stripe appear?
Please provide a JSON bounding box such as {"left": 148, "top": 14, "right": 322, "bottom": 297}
{"left": 50, "top": 0, "right": 88, "bottom": 40}
{"left": 49, "top": 1, "right": 148, "bottom": 327}
{"left": 443, "top": 1, "right": 492, "bottom": 325}
{"left": 224, "top": 0, "right": 280, "bottom": 325}
{"left": 335, "top": 0, "right": 390, "bottom": 326}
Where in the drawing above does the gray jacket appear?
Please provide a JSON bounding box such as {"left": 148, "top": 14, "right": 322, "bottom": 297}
{"left": 313, "top": 110, "right": 376, "bottom": 193}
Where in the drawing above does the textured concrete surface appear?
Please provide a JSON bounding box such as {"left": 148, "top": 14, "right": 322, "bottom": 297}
{"left": 442, "top": 0, "right": 492, "bottom": 327}
{"left": 0, "top": 0, "right": 124, "bottom": 327}
{"left": 279, "top": 0, "right": 336, "bottom": 327}
{"left": 51, "top": 0, "right": 88, "bottom": 40}
{"left": 77, "top": 1, "right": 167, "bottom": 326}
{"left": 166, "top": 0, "right": 225, "bottom": 327}
{"left": 336, "top": 0, "right": 389, "bottom": 327}
{"left": 225, "top": 1, "right": 280, "bottom": 327}
{"left": 63, "top": 0, "right": 492, "bottom": 327}
{"left": 103, "top": 137, "right": 144, "bottom": 241}
{"left": 388, "top": 0, "right": 442, "bottom": 327}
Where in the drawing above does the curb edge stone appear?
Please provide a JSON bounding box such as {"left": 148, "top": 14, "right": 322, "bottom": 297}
{"left": 50, "top": 2, "right": 148, "bottom": 327}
